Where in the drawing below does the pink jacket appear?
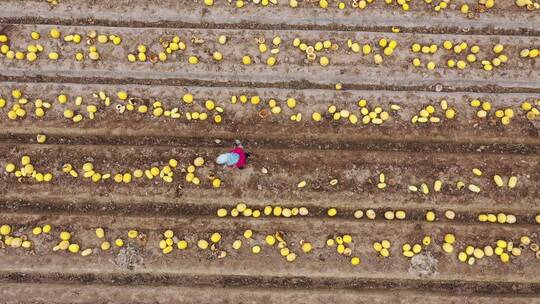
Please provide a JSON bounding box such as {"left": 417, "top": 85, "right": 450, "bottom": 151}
{"left": 231, "top": 147, "right": 246, "bottom": 168}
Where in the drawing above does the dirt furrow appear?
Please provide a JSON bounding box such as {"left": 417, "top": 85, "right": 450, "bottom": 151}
{"left": 3, "top": 75, "right": 540, "bottom": 93}
{"left": 0, "top": 271, "right": 539, "bottom": 296}
{"left": 1, "top": 133, "right": 540, "bottom": 155}
{"left": 3, "top": 283, "right": 538, "bottom": 304}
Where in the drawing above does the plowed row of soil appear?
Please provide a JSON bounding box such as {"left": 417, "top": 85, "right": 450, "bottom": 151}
{"left": 1, "top": 82, "right": 540, "bottom": 147}
{"left": 1, "top": 25, "right": 539, "bottom": 88}
{"left": 0, "top": 213, "right": 539, "bottom": 288}
{"left": 1, "top": 143, "right": 539, "bottom": 214}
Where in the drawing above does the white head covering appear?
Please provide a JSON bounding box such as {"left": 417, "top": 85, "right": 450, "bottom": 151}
{"left": 216, "top": 153, "right": 229, "bottom": 165}
{"left": 216, "top": 153, "right": 240, "bottom": 166}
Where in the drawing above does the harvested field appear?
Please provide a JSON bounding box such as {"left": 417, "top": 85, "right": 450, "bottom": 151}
{"left": 0, "top": 0, "right": 539, "bottom": 303}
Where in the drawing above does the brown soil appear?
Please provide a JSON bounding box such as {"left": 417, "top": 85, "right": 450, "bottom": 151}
{"left": 0, "top": 1, "right": 539, "bottom": 303}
